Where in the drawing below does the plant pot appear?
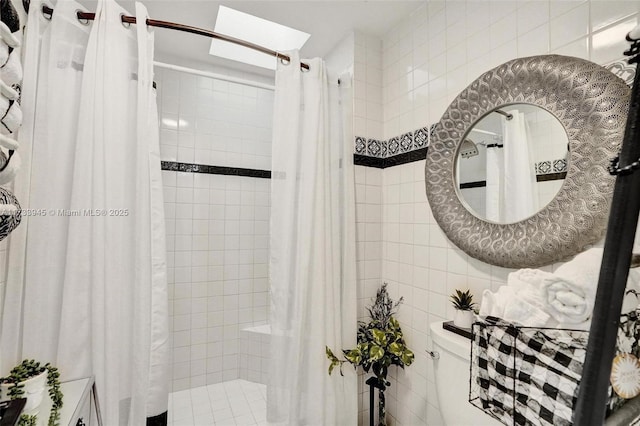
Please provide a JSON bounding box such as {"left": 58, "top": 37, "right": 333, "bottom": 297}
{"left": 453, "top": 309, "right": 474, "bottom": 329}
{"left": 0, "top": 370, "right": 47, "bottom": 412}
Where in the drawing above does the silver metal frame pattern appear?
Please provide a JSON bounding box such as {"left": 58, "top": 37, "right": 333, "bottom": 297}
{"left": 425, "top": 55, "right": 631, "bottom": 268}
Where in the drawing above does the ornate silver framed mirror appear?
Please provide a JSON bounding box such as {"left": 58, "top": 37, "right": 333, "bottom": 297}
{"left": 425, "top": 55, "right": 630, "bottom": 268}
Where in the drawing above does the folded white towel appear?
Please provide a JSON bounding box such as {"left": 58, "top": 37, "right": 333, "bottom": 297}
{"left": 503, "top": 296, "right": 550, "bottom": 327}
{"left": 0, "top": 80, "right": 17, "bottom": 100}
{"left": 0, "top": 95, "right": 21, "bottom": 135}
{"left": 0, "top": 22, "right": 20, "bottom": 49}
{"left": 479, "top": 288, "right": 504, "bottom": 318}
{"left": 1, "top": 44, "right": 21, "bottom": 87}
{"left": 480, "top": 283, "right": 550, "bottom": 327}
{"left": 554, "top": 248, "right": 603, "bottom": 289}
{"left": 0, "top": 42, "right": 7, "bottom": 72}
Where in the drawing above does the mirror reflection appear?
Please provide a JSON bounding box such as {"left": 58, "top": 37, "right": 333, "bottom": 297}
{"left": 456, "top": 105, "right": 569, "bottom": 224}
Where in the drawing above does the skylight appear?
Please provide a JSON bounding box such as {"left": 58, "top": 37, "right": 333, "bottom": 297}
{"left": 209, "top": 6, "right": 310, "bottom": 70}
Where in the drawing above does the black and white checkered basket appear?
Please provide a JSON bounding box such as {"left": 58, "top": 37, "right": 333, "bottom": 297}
{"left": 470, "top": 313, "right": 640, "bottom": 425}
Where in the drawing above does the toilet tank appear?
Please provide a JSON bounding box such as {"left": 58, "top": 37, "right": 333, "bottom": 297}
{"left": 429, "top": 321, "right": 501, "bottom": 426}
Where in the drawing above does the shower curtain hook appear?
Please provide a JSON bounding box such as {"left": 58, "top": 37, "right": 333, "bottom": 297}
{"left": 120, "top": 13, "right": 131, "bottom": 29}
{"left": 75, "top": 10, "right": 90, "bottom": 25}
{"left": 279, "top": 55, "right": 290, "bottom": 66}
{"left": 41, "top": 4, "right": 53, "bottom": 20}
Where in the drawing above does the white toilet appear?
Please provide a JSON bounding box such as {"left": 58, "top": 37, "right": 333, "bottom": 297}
{"left": 430, "top": 321, "right": 502, "bottom": 426}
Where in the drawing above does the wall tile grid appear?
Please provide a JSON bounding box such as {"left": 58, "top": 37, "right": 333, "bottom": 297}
{"left": 155, "top": 67, "right": 274, "bottom": 392}
{"left": 156, "top": 67, "right": 273, "bottom": 171}
{"left": 350, "top": 2, "right": 640, "bottom": 425}
{"left": 238, "top": 326, "right": 270, "bottom": 384}
{"left": 354, "top": 164, "right": 384, "bottom": 424}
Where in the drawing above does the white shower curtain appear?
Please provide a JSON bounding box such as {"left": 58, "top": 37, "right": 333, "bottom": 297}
{"left": 503, "top": 110, "right": 538, "bottom": 223}
{"left": 485, "top": 145, "right": 504, "bottom": 222}
{"left": 485, "top": 110, "right": 537, "bottom": 223}
{"left": 0, "top": 1, "right": 169, "bottom": 424}
{"left": 268, "top": 51, "right": 357, "bottom": 425}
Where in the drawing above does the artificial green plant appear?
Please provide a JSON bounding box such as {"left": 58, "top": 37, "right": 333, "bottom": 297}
{"left": 450, "top": 289, "right": 475, "bottom": 311}
{"left": 326, "top": 283, "right": 414, "bottom": 426}
{"left": 0, "top": 359, "right": 63, "bottom": 426}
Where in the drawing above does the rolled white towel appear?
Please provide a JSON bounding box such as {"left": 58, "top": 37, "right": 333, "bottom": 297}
{"left": 541, "top": 276, "right": 593, "bottom": 324}
{"left": 0, "top": 151, "right": 20, "bottom": 185}
{"left": 0, "top": 133, "right": 18, "bottom": 151}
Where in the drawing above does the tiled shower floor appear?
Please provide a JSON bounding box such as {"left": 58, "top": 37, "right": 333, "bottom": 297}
{"left": 169, "top": 380, "right": 267, "bottom": 426}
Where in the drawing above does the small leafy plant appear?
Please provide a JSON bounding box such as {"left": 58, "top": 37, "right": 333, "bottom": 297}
{"left": 326, "top": 283, "right": 414, "bottom": 426}
{"left": 450, "top": 289, "right": 475, "bottom": 311}
{"left": 17, "top": 415, "right": 37, "bottom": 426}
{"left": 0, "top": 359, "right": 63, "bottom": 426}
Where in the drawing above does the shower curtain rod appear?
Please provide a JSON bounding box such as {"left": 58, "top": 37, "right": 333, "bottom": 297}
{"left": 494, "top": 109, "right": 513, "bottom": 120}
{"left": 37, "top": 4, "right": 310, "bottom": 71}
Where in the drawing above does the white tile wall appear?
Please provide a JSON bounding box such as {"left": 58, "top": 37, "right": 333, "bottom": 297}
{"left": 156, "top": 67, "right": 273, "bottom": 392}
{"left": 354, "top": 165, "right": 384, "bottom": 425}
{"left": 367, "top": 2, "right": 640, "bottom": 425}
{"left": 238, "top": 326, "right": 270, "bottom": 385}
{"left": 156, "top": 68, "right": 274, "bottom": 171}
{"left": 162, "top": 170, "right": 271, "bottom": 392}
{"left": 354, "top": 32, "right": 384, "bottom": 141}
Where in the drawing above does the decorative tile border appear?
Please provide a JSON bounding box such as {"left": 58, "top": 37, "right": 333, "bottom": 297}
{"left": 161, "top": 161, "right": 271, "bottom": 179}
{"left": 605, "top": 58, "right": 635, "bottom": 86}
{"left": 459, "top": 159, "right": 568, "bottom": 189}
{"left": 535, "top": 158, "right": 567, "bottom": 175}
{"left": 355, "top": 136, "right": 366, "bottom": 155}
{"left": 354, "top": 147, "right": 428, "bottom": 169}
{"left": 354, "top": 124, "right": 434, "bottom": 161}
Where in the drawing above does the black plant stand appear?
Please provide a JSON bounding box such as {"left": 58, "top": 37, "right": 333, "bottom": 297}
{"left": 366, "top": 377, "right": 387, "bottom": 426}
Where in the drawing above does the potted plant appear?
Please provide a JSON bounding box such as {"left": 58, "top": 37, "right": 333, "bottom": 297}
{"left": 0, "top": 359, "right": 63, "bottom": 426}
{"left": 326, "top": 283, "right": 414, "bottom": 426}
{"left": 450, "top": 289, "right": 476, "bottom": 329}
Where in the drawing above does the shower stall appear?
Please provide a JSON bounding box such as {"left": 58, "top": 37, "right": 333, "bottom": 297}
{"left": 154, "top": 64, "right": 274, "bottom": 392}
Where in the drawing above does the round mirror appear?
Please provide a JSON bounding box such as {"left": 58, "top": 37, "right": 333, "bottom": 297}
{"left": 456, "top": 105, "right": 569, "bottom": 224}
{"left": 425, "top": 55, "right": 630, "bottom": 268}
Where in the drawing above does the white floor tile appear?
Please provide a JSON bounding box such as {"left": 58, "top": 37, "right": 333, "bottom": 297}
{"left": 170, "top": 379, "right": 266, "bottom": 426}
{"left": 233, "top": 414, "right": 256, "bottom": 425}
{"left": 173, "top": 408, "right": 194, "bottom": 421}
{"left": 210, "top": 398, "right": 230, "bottom": 412}
{"left": 213, "top": 408, "right": 235, "bottom": 422}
